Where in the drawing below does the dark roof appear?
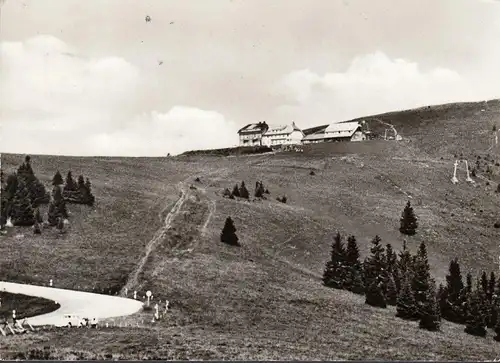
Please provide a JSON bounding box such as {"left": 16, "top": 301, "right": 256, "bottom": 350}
{"left": 238, "top": 121, "right": 269, "bottom": 134}
{"left": 302, "top": 124, "right": 329, "bottom": 136}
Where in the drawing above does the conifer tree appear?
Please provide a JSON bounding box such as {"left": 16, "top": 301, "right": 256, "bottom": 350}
{"left": 493, "top": 300, "right": 500, "bottom": 341}
{"left": 322, "top": 232, "right": 347, "bottom": 289}
{"left": 397, "top": 241, "right": 413, "bottom": 277}
{"left": 4, "top": 173, "right": 18, "bottom": 199}
{"left": 419, "top": 283, "right": 441, "bottom": 331}
{"left": 220, "top": 217, "right": 239, "bottom": 246}
{"left": 385, "top": 274, "right": 398, "bottom": 306}
{"left": 344, "top": 235, "right": 364, "bottom": 294}
{"left": 489, "top": 272, "right": 496, "bottom": 301}
{"left": 481, "top": 271, "right": 489, "bottom": 297}
{"left": 396, "top": 274, "right": 418, "bottom": 320}
{"left": 464, "top": 283, "right": 488, "bottom": 337}
{"left": 364, "top": 235, "right": 387, "bottom": 308}
{"left": 466, "top": 273, "right": 473, "bottom": 294}
{"left": 399, "top": 200, "right": 418, "bottom": 235}
{"left": 232, "top": 184, "right": 240, "bottom": 198}
{"left": 411, "top": 242, "right": 432, "bottom": 317}
{"left": 255, "top": 181, "right": 265, "bottom": 198}
{"left": 385, "top": 244, "right": 397, "bottom": 276}
{"left": 365, "top": 278, "right": 387, "bottom": 309}
{"left": 441, "top": 258, "right": 465, "bottom": 324}
{"left": 77, "top": 175, "right": 85, "bottom": 189}
{"left": 83, "top": 178, "right": 95, "bottom": 205}
{"left": 10, "top": 180, "right": 35, "bottom": 226}
{"left": 239, "top": 181, "right": 250, "bottom": 199}
{"left": 64, "top": 171, "right": 77, "bottom": 191}
{"left": 52, "top": 171, "right": 64, "bottom": 186}
{"left": 48, "top": 186, "right": 68, "bottom": 226}
{"left": 15, "top": 158, "right": 47, "bottom": 206}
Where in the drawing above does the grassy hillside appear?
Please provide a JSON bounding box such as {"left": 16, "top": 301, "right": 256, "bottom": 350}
{"left": 1, "top": 99, "right": 500, "bottom": 359}
{"left": 0, "top": 292, "right": 60, "bottom": 321}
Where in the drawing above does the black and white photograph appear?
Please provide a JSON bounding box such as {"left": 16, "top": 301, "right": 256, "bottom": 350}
{"left": 1, "top": 0, "right": 500, "bottom": 360}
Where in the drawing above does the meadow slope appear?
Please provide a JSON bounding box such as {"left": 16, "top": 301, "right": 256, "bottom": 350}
{"left": 1, "top": 99, "right": 500, "bottom": 359}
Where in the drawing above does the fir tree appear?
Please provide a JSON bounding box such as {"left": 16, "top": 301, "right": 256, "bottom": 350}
{"left": 322, "top": 232, "right": 347, "bottom": 289}
{"left": 441, "top": 258, "right": 465, "bottom": 324}
{"left": 494, "top": 300, "right": 500, "bottom": 341}
{"left": 4, "top": 173, "right": 18, "bottom": 199}
{"left": 232, "top": 184, "right": 240, "bottom": 198}
{"left": 255, "top": 181, "right": 265, "bottom": 198}
{"left": 489, "top": 272, "right": 496, "bottom": 301}
{"left": 363, "top": 235, "right": 386, "bottom": 283}
{"left": 385, "top": 274, "right": 398, "bottom": 306}
{"left": 396, "top": 275, "right": 418, "bottom": 320}
{"left": 239, "top": 181, "right": 249, "bottom": 199}
{"left": 464, "top": 284, "right": 488, "bottom": 337}
{"left": 10, "top": 180, "right": 35, "bottom": 226}
{"left": 364, "top": 235, "right": 387, "bottom": 308}
{"left": 52, "top": 171, "right": 64, "bottom": 186}
{"left": 419, "top": 283, "right": 441, "bottom": 331}
{"left": 411, "top": 242, "right": 432, "bottom": 316}
{"left": 399, "top": 200, "right": 418, "bottom": 235}
{"left": 83, "top": 178, "right": 95, "bottom": 205}
{"left": 365, "top": 278, "right": 387, "bottom": 309}
{"left": 48, "top": 186, "right": 68, "bottom": 226}
{"left": 466, "top": 273, "right": 473, "bottom": 294}
{"left": 64, "top": 171, "right": 77, "bottom": 191}
{"left": 349, "top": 269, "right": 365, "bottom": 295}
{"left": 395, "top": 241, "right": 413, "bottom": 292}
{"left": 220, "top": 217, "right": 239, "bottom": 246}
{"left": 481, "top": 271, "right": 489, "bottom": 297}
{"left": 344, "top": 235, "right": 364, "bottom": 294}
{"left": 385, "top": 244, "right": 397, "bottom": 276}
{"left": 490, "top": 294, "right": 499, "bottom": 329}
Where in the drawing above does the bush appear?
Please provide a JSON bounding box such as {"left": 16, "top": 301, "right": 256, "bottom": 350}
{"left": 494, "top": 222, "right": 500, "bottom": 229}
{"left": 309, "top": 170, "right": 316, "bottom": 176}
{"left": 276, "top": 196, "right": 287, "bottom": 203}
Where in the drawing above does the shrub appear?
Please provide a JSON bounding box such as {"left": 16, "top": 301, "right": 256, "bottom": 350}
{"left": 494, "top": 222, "right": 500, "bottom": 229}
{"left": 309, "top": 170, "right": 316, "bottom": 176}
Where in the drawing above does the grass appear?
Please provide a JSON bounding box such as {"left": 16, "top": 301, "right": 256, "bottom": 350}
{"left": 1, "top": 99, "right": 500, "bottom": 359}
{"left": 0, "top": 292, "right": 60, "bottom": 321}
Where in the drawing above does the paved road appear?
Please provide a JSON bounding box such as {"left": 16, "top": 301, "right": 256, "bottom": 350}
{"left": 0, "top": 281, "right": 143, "bottom": 326}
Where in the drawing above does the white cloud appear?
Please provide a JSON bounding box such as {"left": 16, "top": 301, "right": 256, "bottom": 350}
{"left": 88, "top": 107, "right": 239, "bottom": 156}
{"left": 276, "top": 51, "right": 499, "bottom": 126}
{"left": 1, "top": 35, "right": 238, "bottom": 156}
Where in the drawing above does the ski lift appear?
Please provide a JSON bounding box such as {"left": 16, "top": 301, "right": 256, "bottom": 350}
{"left": 145, "top": 15, "right": 151, "bottom": 23}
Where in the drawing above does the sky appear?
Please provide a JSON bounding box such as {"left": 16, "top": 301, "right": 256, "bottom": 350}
{"left": 1, "top": 0, "right": 500, "bottom": 156}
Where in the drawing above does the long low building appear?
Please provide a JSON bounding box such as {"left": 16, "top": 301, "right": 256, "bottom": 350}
{"left": 302, "top": 121, "right": 366, "bottom": 144}
{"left": 238, "top": 121, "right": 305, "bottom": 147}
{"left": 262, "top": 122, "right": 304, "bottom": 147}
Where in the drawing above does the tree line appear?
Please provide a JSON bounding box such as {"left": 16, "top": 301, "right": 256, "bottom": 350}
{"left": 0, "top": 156, "right": 95, "bottom": 233}
{"left": 323, "top": 232, "right": 500, "bottom": 338}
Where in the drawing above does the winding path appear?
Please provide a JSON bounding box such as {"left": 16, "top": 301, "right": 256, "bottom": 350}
{"left": 0, "top": 281, "right": 143, "bottom": 326}
{"left": 121, "top": 179, "right": 191, "bottom": 295}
